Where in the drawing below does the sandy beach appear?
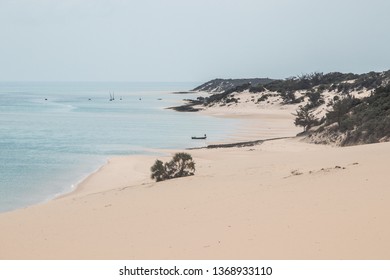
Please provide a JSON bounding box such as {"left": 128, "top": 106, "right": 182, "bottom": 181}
{"left": 0, "top": 105, "right": 390, "bottom": 260}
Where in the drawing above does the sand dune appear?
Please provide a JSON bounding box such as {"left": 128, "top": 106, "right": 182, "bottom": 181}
{"left": 0, "top": 107, "right": 389, "bottom": 259}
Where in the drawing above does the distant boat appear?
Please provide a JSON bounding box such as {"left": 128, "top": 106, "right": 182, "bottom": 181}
{"left": 191, "top": 134, "right": 207, "bottom": 140}
{"left": 109, "top": 91, "right": 115, "bottom": 101}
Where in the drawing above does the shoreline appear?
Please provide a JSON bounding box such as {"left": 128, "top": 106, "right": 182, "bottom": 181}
{"left": 62, "top": 98, "right": 301, "bottom": 201}
{"left": 1, "top": 100, "right": 390, "bottom": 259}
{"left": 63, "top": 106, "right": 299, "bottom": 200}
{"left": 53, "top": 159, "right": 109, "bottom": 201}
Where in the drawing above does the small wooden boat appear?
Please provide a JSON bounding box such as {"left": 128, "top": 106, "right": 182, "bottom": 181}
{"left": 191, "top": 134, "right": 207, "bottom": 140}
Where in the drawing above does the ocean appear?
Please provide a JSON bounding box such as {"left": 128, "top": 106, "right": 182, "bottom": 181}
{"left": 0, "top": 82, "right": 240, "bottom": 213}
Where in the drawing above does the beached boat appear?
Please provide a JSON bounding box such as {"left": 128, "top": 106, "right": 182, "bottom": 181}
{"left": 191, "top": 134, "right": 207, "bottom": 140}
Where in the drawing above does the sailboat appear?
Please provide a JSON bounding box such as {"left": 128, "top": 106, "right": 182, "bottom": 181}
{"left": 109, "top": 91, "right": 115, "bottom": 101}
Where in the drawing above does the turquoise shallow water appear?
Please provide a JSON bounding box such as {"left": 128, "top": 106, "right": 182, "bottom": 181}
{"left": 0, "top": 82, "right": 240, "bottom": 213}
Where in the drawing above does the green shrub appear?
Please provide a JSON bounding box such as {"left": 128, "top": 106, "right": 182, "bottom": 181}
{"left": 150, "top": 159, "right": 167, "bottom": 182}
{"left": 150, "top": 153, "right": 196, "bottom": 182}
{"left": 257, "top": 94, "right": 270, "bottom": 102}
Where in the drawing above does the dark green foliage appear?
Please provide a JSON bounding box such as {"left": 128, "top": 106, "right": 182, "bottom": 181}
{"left": 293, "top": 106, "right": 319, "bottom": 132}
{"left": 345, "top": 86, "right": 390, "bottom": 143}
{"left": 225, "top": 97, "right": 238, "bottom": 103}
{"left": 198, "top": 70, "right": 390, "bottom": 108}
{"left": 317, "top": 84, "right": 327, "bottom": 93}
{"left": 331, "top": 71, "right": 390, "bottom": 93}
{"left": 150, "top": 160, "right": 167, "bottom": 182}
{"left": 150, "top": 153, "right": 196, "bottom": 182}
{"left": 257, "top": 94, "right": 270, "bottom": 102}
{"left": 279, "top": 90, "right": 304, "bottom": 104}
{"left": 305, "top": 90, "right": 324, "bottom": 109}
{"left": 280, "top": 91, "right": 297, "bottom": 104}
{"left": 203, "top": 84, "right": 249, "bottom": 105}
{"left": 265, "top": 72, "right": 359, "bottom": 93}
{"left": 168, "top": 153, "right": 196, "bottom": 178}
{"left": 263, "top": 71, "right": 390, "bottom": 95}
{"left": 308, "top": 91, "right": 322, "bottom": 105}
{"left": 249, "top": 85, "right": 266, "bottom": 93}
{"left": 223, "top": 83, "right": 251, "bottom": 95}
{"left": 326, "top": 96, "right": 361, "bottom": 128}
{"left": 193, "top": 78, "right": 274, "bottom": 92}
{"left": 320, "top": 85, "right": 390, "bottom": 145}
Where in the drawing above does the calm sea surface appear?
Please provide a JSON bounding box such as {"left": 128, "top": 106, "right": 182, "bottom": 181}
{"left": 0, "top": 82, "right": 239, "bottom": 213}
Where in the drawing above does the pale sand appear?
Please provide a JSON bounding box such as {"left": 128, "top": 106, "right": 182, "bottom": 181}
{"left": 0, "top": 107, "right": 390, "bottom": 259}
{"left": 197, "top": 96, "right": 302, "bottom": 143}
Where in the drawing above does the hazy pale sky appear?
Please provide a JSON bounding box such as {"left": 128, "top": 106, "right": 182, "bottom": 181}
{"left": 1, "top": 0, "right": 389, "bottom": 82}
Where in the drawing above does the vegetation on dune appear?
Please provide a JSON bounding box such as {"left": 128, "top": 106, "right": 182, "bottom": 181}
{"left": 265, "top": 71, "right": 390, "bottom": 94}
{"left": 200, "top": 71, "right": 390, "bottom": 107}
{"left": 323, "top": 85, "right": 390, "bottom": 145}
{"left": 299, "top": 85, "right": 390, "bottom": 145}
{"left": 187, "top": 70, "right": 390, "bottom": 146}
{"left": 325, "top": 96, "right": 361, "bottom": 129}
{"left": 273, "top": 71, "right": 390, "bottom": 145}
{"left": 151, "top": 153, "right": 196, "bottom": 182}
{"left": 192, "top": 78, "right": 273, "bottom": 92}
{"left": 293, "top": 106, "right": 320, "bottom": 132}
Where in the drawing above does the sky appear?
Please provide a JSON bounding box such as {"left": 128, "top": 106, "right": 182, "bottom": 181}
{"left": 0, "top": 0, "right": 390, "bottom": 82}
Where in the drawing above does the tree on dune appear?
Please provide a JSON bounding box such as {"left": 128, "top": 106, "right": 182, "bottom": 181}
{"left": 293, "top": 105, "right": 318, "bottom": 132}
